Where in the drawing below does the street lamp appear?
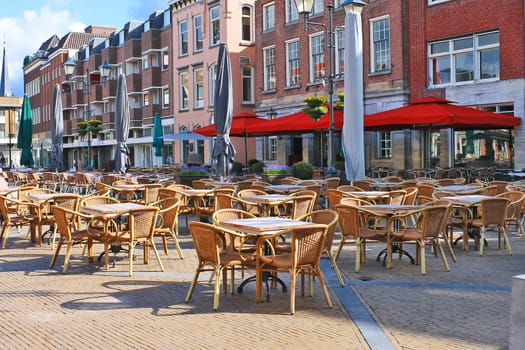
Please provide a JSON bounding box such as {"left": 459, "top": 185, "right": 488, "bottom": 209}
{"left": 295, "top": 0, "right": 338, "bottom": 174}
{"left": 267, "top": 107, "right": 278, "bottom": 120}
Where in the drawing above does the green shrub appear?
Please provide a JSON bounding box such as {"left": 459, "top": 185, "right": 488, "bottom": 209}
{"left": 231, "top": 161, "right": 243, "bottom": 174}
{"left": 263, "top": 164, "right": 292, "bottom": 175}
{"left": 249, "top": 161, "right": 265, "bottom": 174}
{"left": 247, "top": 159, "right": 260, "bottom": 167}
{"left": 292, "top": 161, "right": 314, "bottom": 180}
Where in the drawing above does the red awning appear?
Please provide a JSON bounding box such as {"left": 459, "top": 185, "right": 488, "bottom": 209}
{"left": 364, "top": 97, "right": 521, "bottom": 131}
{"left": 193, "top": 112, "right": 274, "bottom": 137}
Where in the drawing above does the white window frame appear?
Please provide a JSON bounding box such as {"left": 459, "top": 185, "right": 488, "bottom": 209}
{"left": 286, "top": 39, "right": 300, "bottom": 87}
{"left": 142, "top": 55, "right": 149, "bottom": 70}
{"left": 263, "top": 46, "right": 276, "bottom": 91}
{"left": 162, "top": 50, "right": 169, "bottom": 70}
{"left": 370, "top": 16, "right": 391, "bottom": 73}
{"left": 194, "top": 67, "right": 204, "bottom": 109}
{"left": 428, "top": 0, "right": 451, "bottom": 5}
{"left": 263, "top": 2, "right": 275, "bottom": 32}
{"left": 208, "top": 64, "right": 217, "bottom": 106}
{"left": 335, "top": 28, "right": 345, "bottom": 77}
{"left": 179, "top": 71, "right": 189, "bottom": 111}
{"left": 312, "top": 0, "right": 324, "bottom": 15}
{"left": 241, "top": 5, "right": 254, "bottom": 43}
{"left": 309, "top": 32, "right": 325, "bottom": 83}
{"left": 179, "top": 20, "right": 188, "bottom": 56}
{"left": 210, "top": 6, "right": 220, "bottom": 46}
{"left": 242, "top": 66, "right": 254, "bottom": 104}
{"left": 378, "top": 132, "right": 392, "bottom": 159}
{"left": 194, "top": 15, "right": 203, "bottom": 52}
{"left": 162, "top": 87, "right": 170, "bottom": 108}
{"left": 285, "top": 0, "right": 299, "bottom": 24}
{"left": 428, "top": 31, "right": 500, "bottom": 87}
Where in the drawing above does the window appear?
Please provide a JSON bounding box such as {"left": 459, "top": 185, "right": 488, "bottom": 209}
{"left": 263, "top": 2, "right": 275, "bottom": 32}
{"left": 429, "top": 31, "right": 499, "bottom": 86}
{"left": 194, "top": 15, "right": 203, "bottom": 52}
{"left": 151, "top": 90, "right": 160, "bottom": 105}
{"left": 286, "top": 0, "right": 299, "bottom": 23}
{"left": 179, "top": 20, "right": 188, "bottom": 56}
{"left": 312, "top": 0, "right": 324, "bottom": 15}
{"left": 264, "top": 137, "right": 278, "bottom": 161}
{"left": 242, "top": 66, "right": 254, "bottom": 103}
{"left": 163, "top": 9, "right": 171, "bottom": 26}
{"left": 194, "top": 67, "right": 204, "bottom": 109}
{"left": 371, "top": 17, "right": 390, "bottom": 73}
{"left": 162, "top": 87, "right": 170, "bottom": 108}
{"left": 241, "top": 6, "right": 253, "bottom": 43}
{"left": 142, "top": 55, "right": 149, "bottom": 70}
{"left": 143, "top": 94, "right": 150, "bottom": 106}
{"left": 210, "top": 6, "right": 220, "bottom": 46}
{"left": 179, "top": 71, "right": 189, "bottom": 110}
{"left": 335, "top": 28, "right": 345, "bottom": 77}
{"left": 263, "top": 46, "right": 276, "bottom": 91}
{"left": 162, "top": 50, "right": 169, "bottom": 70}
{"left": 310, "top": 33, "right": 325, "bottom": 83}
{"left": 286, "top": 39, "right": 300, "bottom": 86}
{"left": 208, "top": 64, "right": 217, "bottom": 106}
{"left": 378, "top": 132, "right": 392, "bottom": 159}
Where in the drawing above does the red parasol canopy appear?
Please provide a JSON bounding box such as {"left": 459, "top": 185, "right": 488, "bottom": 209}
{"left": 364, "top": 97, "right": 521, "bottom": 131}
{"left": 193, "top": 112, "right": 274, "bottom": 137}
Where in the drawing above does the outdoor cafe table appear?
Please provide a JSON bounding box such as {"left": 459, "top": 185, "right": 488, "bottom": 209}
{"left": 441, "top": 195, "right": 492, "bottom": 251}
{"left": 344, "top": 191, "right": 390, "bottom": 202}
{"left": 437, "top": 185, "right": 482, "bottom": 194}
{"left": 177, "top": 189, "right": 214, "bottom": 221}
{"left": 240, "top": 194, "right": 295, "bottom": 217}
{"left": 369, "top": 181, "right": 403, "bottom": 190}
{"left": 360, "top": 204, "right": 424, "bottom": 268}
{"left": 28, "top": 192, "right": 61, "bottom": 245}
{"left": 220, "top": 217, "right": 318, "bottom": 301}
{"left": 266, "top": 184, "right": 304, "bottom": 194}
{"left": 80, "top": 202, "right": 149, "bottom": 269}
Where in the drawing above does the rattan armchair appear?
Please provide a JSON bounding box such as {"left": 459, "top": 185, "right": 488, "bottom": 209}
{"left": 151, "top": 198, "right": 184, "bottom": 259}
{"left": 469, "top": 197, "right": 512, "bottom": 256}
{"left": 255, "top": 224, "right": 332, "bottom": 314}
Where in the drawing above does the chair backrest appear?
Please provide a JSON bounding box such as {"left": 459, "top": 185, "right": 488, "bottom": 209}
{"left": 480, "top": 184, "right": 500, "bottom": 196}
{"left": 290, "top": 224, "right": 328, "bottom": 266}
{"left": 337, "top": 185, "right": 363, "bottom": 192}
{"left": 417, "top": 195, "right": 434, "bottom": 205}
{"left": 212, "top": 208, "right": 256, "bottom": 225}
{"left": 418, "top": 204, "right": 451, "bottom": 239}
{"left": 324, "top": 177, "right": 340, "bottom": 190}
{"left": 214, "top": 193, "right": 235, "bottom": 210}
{"left": 479, "top": 197, "right": 510, "bottom": 226}
{"left": 417, "top": 183, "right": 435, "bottom": 198}
{"left": 189, "top": 221, "right": 221, "bottom": 264}
{"left": 236, "top": 180, "right": 254, "bottom": 191}
{"left": 51, "top": 206, "right": 75, "bottom": 241}
{"left": 192, "top": 179, "right": 209, "bottom": 189}
{"left": 102, "top": 174, "right": 116, "bottom": 185}
{"left": 334, "top": 204, "right": 360, "bottom": 239}
{"left": 0, "top": 196, "right": 10, "bottom": 223}
{"left": 488, "top": 181, "right": 509, "bottom": 195}
{"left": 238, "top": 189, "right": 267, "bottom": 197}
{"left": 432, "top": 190, "right": 455, "bottom": 200}
{"left": 28, "top": 188, "right": 56, "bottom": 195}
{"left": 353, "top": 180, "right": 372, "bottom": 191}
{"left": 52, "top": 194, "right": 81, "bottom": 212}
{"left": 298, "top": 209, "right": 338, "bottom": 252}
{"left": 401, "top": 180, "right": 417, "bottom": 188}
{"left": 154, "top": 198, "right": 180, "bottom": 230}
{"left": 143, "top": 184, "right": 163, "bottom": 204}
{"left": 326, "top": 189, "right": 344, "bottom": 209}
{"left": 497, "top": 191, "right": 525, "bottom": 220}
{"left": 388, "top": 190, "right": 406, "bottom": 205}
{"left": 127, "top": 207, "right": 159, "bottom": 240}
{"left": 80, "top": 195, "right": 119, "bottom": 207}
{"left": 289, "top": 194, "right": 316, "bottom": 219}
{"left": 166, "top": 184, "right": 193, "bottom": 190}
{"left": 340, "top": 197, "right": 373, "bottom": 206}
{"left": 403, "top": 187, "right": 419, "bottom": 205}
{"left": 437, "top": 178, "right": 455, "bottom": 186}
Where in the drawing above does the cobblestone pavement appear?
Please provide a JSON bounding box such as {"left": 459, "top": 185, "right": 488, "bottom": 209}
{"left": 0, "top": 219, "right": 523, "bottom": 349}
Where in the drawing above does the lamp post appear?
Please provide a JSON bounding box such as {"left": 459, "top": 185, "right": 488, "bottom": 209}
{"left": 7, "top": 132, "right": 14, "bottom": 169}
{"left": 63, "top": 60, "right": 110, "bottom": 170}
{"left": 295, "top": 0, "right": 338, "bottom": 174}
{"left": 267, "top": 107, "right": 278, "bottom": 120}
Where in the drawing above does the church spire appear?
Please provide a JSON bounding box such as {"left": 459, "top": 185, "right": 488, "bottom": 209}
{"left": 0, "top": 37, "right": 11, "bottom": 97}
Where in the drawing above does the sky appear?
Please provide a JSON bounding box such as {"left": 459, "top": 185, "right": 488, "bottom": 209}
{"left": 0, "top": 0, "right": 168, "bottom": 97}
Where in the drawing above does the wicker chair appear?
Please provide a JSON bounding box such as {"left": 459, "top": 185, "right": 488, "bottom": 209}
{"left": 469, "top": 197, "right": 511, "bottom": 256}
{"left": 152, "top": 198, "right": 184, "bottom": 259}
{"left": 105, "top": 207, "right": 163, "bottom": 276}
{"left": 185, "top": 221, "right": 247, "bottom": 311}
{"left": 388, "top": 204, "right": 452, "bottom": 274}
{"left": 255, "top": 224, "right": 332, "bottom": 314}
{"left": 49, "top": 206, "right": 105, "bottom": 273}
{"left": 298, "top": 209, "right": 343, "bottom": 286}
{"left": 0, "top": 196, "right": 38, "bottom": 248}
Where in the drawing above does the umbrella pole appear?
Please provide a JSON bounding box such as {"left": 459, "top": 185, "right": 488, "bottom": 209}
{"left": 243, "top": 130, "right": 248, "bottom": 167}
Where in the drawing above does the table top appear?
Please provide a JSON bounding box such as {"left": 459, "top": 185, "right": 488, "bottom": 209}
{"left": 112, "top": 183, "right": 145, "bottom": 190}
{"left": 437, "top": 185, "right": 482, "bottom": 193}
{"left": 369, "top": 181, "right": 403, "bottom": 189}
{"left": 345, "top": 191, "right": 389, "bottom": 199}
{"left": 266, "top": 185, "right": 304, "bottom": 193}
{"left": 241, "top": 194, "right": 294, "bottom": 204}
{"left": 361, "top": 204, "right": 424, "bottom": 215}
{"left": 80, "top": 202, "right": 147, "bottom": 217}
{"left": 28, "top": 193, "right": 58, "bottom": 203}
{"left": 220, "top": 217, "right": 316, "bottom": 235}
{"left": 441, "top": 195, "right": 492, "bottom": 206}
{"left": 178, "top": 189, "right": 213, "bottom": 197}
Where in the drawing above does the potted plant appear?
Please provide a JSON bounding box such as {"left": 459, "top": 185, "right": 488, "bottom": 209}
{"left": 262, "top": 164, "right": 292, "bottom": 184}
{"left": 335, "top": 92, "right": 344, "bottom": 110}
{"left": 174, "top": 165, "right": 210, "bottom": 186}
{"left": 303, "top": 96, "right": 328, "bottom": 121}
{"left": 292, "top": 161, "right": 315, "bottom": 180}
